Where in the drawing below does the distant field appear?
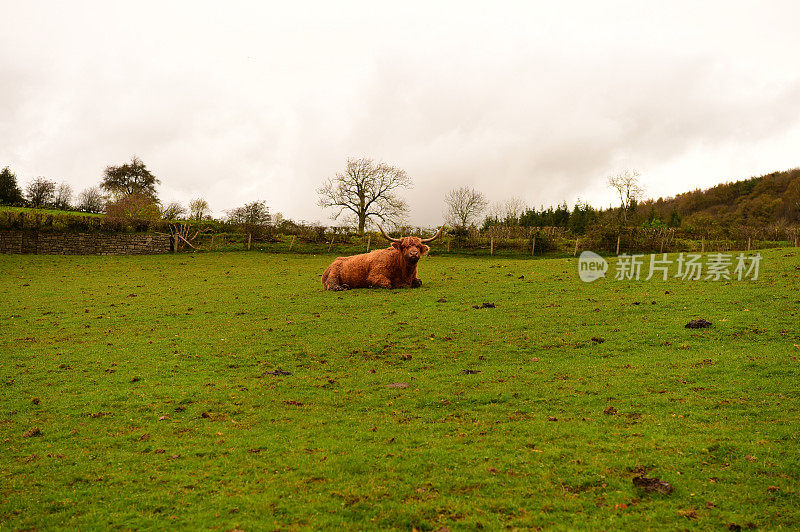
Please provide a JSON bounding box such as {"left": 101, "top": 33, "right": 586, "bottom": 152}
{"left": 1, "top": 249, "right": 798, "bottom": 529}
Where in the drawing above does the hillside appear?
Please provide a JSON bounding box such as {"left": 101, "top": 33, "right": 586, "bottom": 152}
{"left": 642, "top": 167, "right": 800, "bottom": 228}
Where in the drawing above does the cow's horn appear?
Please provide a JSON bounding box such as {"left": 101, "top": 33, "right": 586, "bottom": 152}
{"left": 377, "top": 224, "right": 401, "bottom": 242}
{"left": 421, "top": 226, "right": 444, "bottom": 243}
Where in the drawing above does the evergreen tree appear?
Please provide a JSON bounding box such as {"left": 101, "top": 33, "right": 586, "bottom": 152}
{"left": 0, "top": 166, "right": 23, "bottom": 205}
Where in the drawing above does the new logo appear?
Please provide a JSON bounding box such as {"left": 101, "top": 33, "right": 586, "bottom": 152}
{"left": 578, "top": 251, "right": 608, "bottom": 282}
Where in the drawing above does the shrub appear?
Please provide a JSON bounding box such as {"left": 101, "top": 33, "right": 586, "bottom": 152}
{"left": 106, "top": 193, "right": 161, "bottom": 221}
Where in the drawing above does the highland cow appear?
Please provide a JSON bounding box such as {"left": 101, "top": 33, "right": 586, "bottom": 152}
{"left": 322, "top": 225, "right": 443, "bottom": 290}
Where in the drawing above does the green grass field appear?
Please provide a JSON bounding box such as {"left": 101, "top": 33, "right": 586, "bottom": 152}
{"left": 1, "top": 249, "right": 799, "bottom": 530}
{"left": 0, "top": 206, "right": 102, "bottom": 218}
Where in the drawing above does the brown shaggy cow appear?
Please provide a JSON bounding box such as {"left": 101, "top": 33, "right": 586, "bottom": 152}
{"left": 321, "top": 225, "right": 443, "bottom": 290}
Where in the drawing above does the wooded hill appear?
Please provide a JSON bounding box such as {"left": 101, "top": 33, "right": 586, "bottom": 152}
{"left": 640, "top": 167, "right": 800, "bottom": 231}
{"left": 496, "top": 167, "right": 800, "bottom": 238}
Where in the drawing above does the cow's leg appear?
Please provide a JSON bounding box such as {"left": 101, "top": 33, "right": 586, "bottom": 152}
{"left": 411, "top": 278, "right": 422, "bottom": 288}
{"left": 323, "top": 262, "right": 348, "bottom": 291}
{"left": 366, "top": 273, "right": 392, "bottom": 289}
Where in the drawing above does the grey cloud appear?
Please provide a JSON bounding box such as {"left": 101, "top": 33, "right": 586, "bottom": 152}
{"left": 319, "top": 49, "right": 800, "bottom": 224}
{"left": 1, "top": 2, "right": 799, "bottom": 227}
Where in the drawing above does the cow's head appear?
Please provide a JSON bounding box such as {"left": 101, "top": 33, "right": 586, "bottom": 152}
{"left": 391, "top": 237, "right": 429, "bottom": 264}
{"left": 378, "top": 225, "right": 444, "bottom": 264}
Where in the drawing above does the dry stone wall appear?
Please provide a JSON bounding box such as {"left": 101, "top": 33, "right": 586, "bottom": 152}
{"left": 0, "top": 230, "right": 171, "bottom": 255}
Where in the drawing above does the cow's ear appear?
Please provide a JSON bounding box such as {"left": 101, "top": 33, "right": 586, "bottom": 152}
{"left": 391, "top": 242, "right": 402, "bottom": 251}
{"left": 420, "top": 244, "right": 430, "bottom": 255}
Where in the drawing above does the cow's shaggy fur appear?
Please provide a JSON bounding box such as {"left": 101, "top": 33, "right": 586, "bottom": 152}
{"left": 322, "top": 237, "right": 430, "bottom": 290}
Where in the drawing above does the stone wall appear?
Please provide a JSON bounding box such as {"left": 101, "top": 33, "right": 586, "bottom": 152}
{"left": 0, "top": 230, "right": 172, "bottom": 255}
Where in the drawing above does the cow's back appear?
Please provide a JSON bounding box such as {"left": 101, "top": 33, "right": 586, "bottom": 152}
{"left": 336, "top": 249, "right": 392, "bottom": 288}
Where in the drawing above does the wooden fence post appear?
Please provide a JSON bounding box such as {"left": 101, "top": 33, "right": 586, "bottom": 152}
{"left": 531, "top": 234, "right": 536, "bottom": 256}
{"left": 616, "top": 235, "right": 620, "bottom": 255}
{"left": 574, "top": 238, "right": 579, "bottom": 257}
{"left": 447, "top": 238, "right": 451, "bottom": 252}
{"left": 247, "top": 233, "right": 252, "bottom": 250}
{"left": 366, "top": 235, "right": 371, "bottom": 252}
{"left": 490, "top": 237, "right": 494, "bottom": 256}
{"left": 747, "top": 237, "right": 751, "bottom": 251}
{"left": 289, "top": 235, "right": 295, "bottom": 251}
{"left": 701, "top": 236, "right": 705, "bottom": 253}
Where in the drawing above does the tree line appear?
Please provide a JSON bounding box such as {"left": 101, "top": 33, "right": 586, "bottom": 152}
{"left": 451, "top": 167, "right": 800, "bottom": 241}
{"left": 316, "top": 158, "right": 800, "bottom": 241}
{"left": 0, "top": 157, "right": 265, "bottom": 226}
{"left": 2, "top": 156, "right": 799, "bottom": 244}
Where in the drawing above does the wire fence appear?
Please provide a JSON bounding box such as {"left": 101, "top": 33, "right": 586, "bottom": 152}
{"left": 185, "top": 229, "right": 798, "bottom": 257}
{"left": 3, "top": 209, "right": 798, "bottom": 257}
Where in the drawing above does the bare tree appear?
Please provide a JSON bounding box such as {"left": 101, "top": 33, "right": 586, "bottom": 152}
{"left": 317, "top": 157, "right": 412, "bottom": 234}
{"left": 53, "top": 182, "right": 73, "bottom": 210}
{"left": 488, "top": 197, "right": 527, "bottom": 225}
{"left": 188, "top": 198, "right": 211, "bottom": 221}
{"left": 608, "top": 169, "right": 644, "bottom": 223}
{"left": 77, "top": 186, "right": 106, "bottom": 213}
{"left": 444, "top": 186, "right": 488, "bottom": 229}
{"left": 162, "top": 201, "right": 187, "bottom": 220}
{"left": 501, "top": 197, "right": 527, "bottom": 225}
{"left": 25, "top": 177, "right": 56, "bottom": 207}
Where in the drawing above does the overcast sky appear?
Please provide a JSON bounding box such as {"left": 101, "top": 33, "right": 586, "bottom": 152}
{"left": 2, "top": 0, "right": 799, "bottom": 226}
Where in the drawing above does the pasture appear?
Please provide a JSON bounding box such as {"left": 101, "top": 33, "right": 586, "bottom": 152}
{"left": 1, "top": 249, "right": 799, "bottom": 530}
